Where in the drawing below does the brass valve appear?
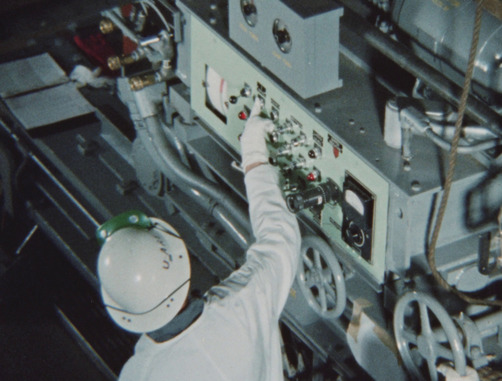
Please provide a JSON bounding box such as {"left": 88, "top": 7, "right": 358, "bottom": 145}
{"left": 99, "top": 18, "right": 116, "bottom": 34}
{"left": 108, "top": 54, "right": 140, "bottom": 71}
{"left": 129, "top": 74, "right": 157, "bottom": 91}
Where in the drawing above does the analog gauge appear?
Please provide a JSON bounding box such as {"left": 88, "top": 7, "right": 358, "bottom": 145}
{"left": 344, "top": 189, "right": 365, "bottom": 216}
{"left": 341, "top": 175, "right": 375, "bottom": 262}
{"left": 205, "top": 66, "right": 229, "bottom": 121}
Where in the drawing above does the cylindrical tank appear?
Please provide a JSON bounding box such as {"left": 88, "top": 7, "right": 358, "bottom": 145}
{"left": 391, "top": 0, "right": 502, "bottom": 101}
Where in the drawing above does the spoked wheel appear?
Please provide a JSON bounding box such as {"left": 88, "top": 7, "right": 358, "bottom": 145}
{"left": 393, "top": 291, "right": 466, "bottom": 381}
{"left": 297, "top": 235, "right": 346, "bottom": 319}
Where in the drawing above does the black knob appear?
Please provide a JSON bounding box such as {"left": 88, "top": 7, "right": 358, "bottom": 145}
{"left": 345, "top": 221, "right": 365, "bottom": 247}
{"left": 243, "top": 3, "right": 256, "bottom": 16}
{"left": 286, "top": 181, "right": 339, "bottom": 213}
{"left": 275, "top": 29, "right": 290, "bottom": 44}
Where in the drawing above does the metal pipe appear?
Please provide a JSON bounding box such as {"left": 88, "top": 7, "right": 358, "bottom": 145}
{"left": 433, "top": 310, "right": 502, "bottom": 343}
{"left": 400, "top": 104, "right": 500, "bottom": 154}
{"left": 15, "top": 225, "right": 39, "bottom": 255}
{"left": 424, "top": 129, "right": 500, "bottom": 154}
{"left": 430, "top": 124, "right": 498, "bottom": 140}
{"left": 212, "top": 205, "right": 249, "bottom": 253}
{"left": 140, "top": 35, "right": 162, "bottom": 47}
{"left": 136, "top": 116, "right": 251, "bottom": 249}
{"left": 338, "top": 3, "right": 502, "bottom": 136}
{"left": 30, "top": 154, "right": 100, "bottom": 227}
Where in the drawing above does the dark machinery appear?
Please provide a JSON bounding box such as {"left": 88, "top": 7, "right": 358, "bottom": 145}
{"left": 1, "top": 0, "right": 502, "bottom": 380}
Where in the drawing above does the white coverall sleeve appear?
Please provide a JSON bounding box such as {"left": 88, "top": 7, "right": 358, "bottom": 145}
{"left": 243, "top": 164, "right": 301, "bottom": 319}
{"left": 118, "top": 105, "right": 301, "bottom": 381}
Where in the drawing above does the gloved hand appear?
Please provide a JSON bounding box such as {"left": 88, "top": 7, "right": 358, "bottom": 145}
{"left": 240, "top": 97, "right": 275, "bottom": 173}
{"left": 69, "top": 65, "right": 114, "bottom": 88}
{"left": 437, "top": 364, "right": 479, "bottom": 381}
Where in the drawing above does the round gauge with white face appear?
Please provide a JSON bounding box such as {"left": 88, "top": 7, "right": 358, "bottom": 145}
{"left": 344, "top": 189, "right": 365, "bottom": 216}
{"left": 205, "top": 66, "right": 229, "bottom": 117}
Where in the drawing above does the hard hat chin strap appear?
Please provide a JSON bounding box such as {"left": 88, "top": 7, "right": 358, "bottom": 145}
{"left": 106, "top": 278, "right": 191, "bottom": 315}
{"left": 152, "top": 222, "right": 182, "bottom": 239}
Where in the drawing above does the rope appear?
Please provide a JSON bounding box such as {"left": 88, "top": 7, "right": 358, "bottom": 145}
{"left": 426, "top": 0, "right": 502, "bottom": 307}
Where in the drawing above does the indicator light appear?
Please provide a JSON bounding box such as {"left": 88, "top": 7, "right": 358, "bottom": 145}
{"left": 307, "top": 170, "right": 320, "bottom": 182}
{"left": 238, "top": 110, "right": 248, "bottom": 120}
{"left": 333, "top": 147, "right": 340, "bottom": 158}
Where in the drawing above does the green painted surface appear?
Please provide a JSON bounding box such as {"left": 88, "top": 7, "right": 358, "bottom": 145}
{"left": 190, "top": 17, "right": 389, "bottom": 284}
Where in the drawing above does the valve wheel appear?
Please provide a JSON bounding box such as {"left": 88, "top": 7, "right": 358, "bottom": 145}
{"left": 393, "top": 291, "right": 466, "bottom": 381}
{"left": 297, "top": 235, "right": 346, "bottom": 319}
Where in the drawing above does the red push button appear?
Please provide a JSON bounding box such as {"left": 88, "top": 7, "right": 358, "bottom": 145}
{"left": 333, "top": 147, "right": 340, "bottom": 158}
{"left": 307, "top": 170, "right": 320, "bottom": 182}
{"left": 238, "top": 110, "right": 248, "bottom": 120}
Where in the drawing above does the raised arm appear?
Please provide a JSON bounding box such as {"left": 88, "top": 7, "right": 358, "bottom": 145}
{"left": 239, "top": 99, "right": 301, "bottom": 318}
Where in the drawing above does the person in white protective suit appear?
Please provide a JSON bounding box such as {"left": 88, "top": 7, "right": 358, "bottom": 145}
{"left": 96, "top": 98, "right": 301, "bottom": 381}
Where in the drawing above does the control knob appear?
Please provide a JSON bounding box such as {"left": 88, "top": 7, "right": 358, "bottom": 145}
{"left": 291, "top": 133, "right": 307, "bottom": 147}
{"left": 240, "top": 84, "right": 252, "bottom": 97}
{"left": 276, "top": 143, "right": 292, "bottom": 156}
{"left": 277, "top": 120, "right": 294, "bottom": 135}
{"left": 308, "top": 147, "right": 322, "bottom": 159}
{"left": 286, "top": 180, "right": 340, "bottom": 213}
{"left": 281, "top": 157, "right": 306, "bottom": 175}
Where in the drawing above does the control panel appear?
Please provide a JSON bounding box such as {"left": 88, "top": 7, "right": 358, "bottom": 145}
{"left": 190, "top": 17, "right": 389, "bottom": 284}
{"left": 4, "top": 1, "right": 502, "bottom": 379}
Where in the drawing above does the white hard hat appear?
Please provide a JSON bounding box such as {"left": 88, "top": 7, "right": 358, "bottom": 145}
{"left": 97, "top": 211, "right": 191, "bottom": 333}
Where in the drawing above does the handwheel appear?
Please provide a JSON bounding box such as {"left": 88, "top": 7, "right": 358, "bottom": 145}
{"left": 297, "top": 235, "right": 346, "bottom": 319}
{"left": 393, "top": 291, "right": 466, "bottom": 381}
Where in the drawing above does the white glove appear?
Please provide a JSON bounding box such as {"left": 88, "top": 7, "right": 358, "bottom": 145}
{"left": 240, "top": 98, "right": 275, "bottom": 172}
{"left": 70, "top": 65, "right": 114, "bottom": 88}
{"left": 437, "top": 364, "right": 479, "bottom": 381}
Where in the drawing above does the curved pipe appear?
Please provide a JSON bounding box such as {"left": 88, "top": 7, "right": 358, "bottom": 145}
{"left": 136, "top": 115, "right": 251, "bottom": 249}
{"left": 430, "top": 123, "right": 498, "bottom": 140}
{"left": 399, "top": 106, "right": 500, "bottom": 154}
{"left": 424, "top": 128, "right": 499, "bottom": 154}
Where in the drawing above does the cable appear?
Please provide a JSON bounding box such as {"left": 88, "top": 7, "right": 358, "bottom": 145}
{"left": 140, "top": 0, "right": 172, "bottom": 34}
{"left": 427, "top": 0, "right": 502, "bottom": 308}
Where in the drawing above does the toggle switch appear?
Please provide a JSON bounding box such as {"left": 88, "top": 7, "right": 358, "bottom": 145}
{"left": 240, "top": 84, "right": 252, "bottom": 97}
{"left": 291, "top": 133, "right": 307, "bottom": 147}
{"left": 308, "top": 147, "right": 322, "bottom": 159}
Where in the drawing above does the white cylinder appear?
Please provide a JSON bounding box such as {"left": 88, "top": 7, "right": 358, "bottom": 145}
{"left": 384, "top": 99, "right": 402, "bottom": 149}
